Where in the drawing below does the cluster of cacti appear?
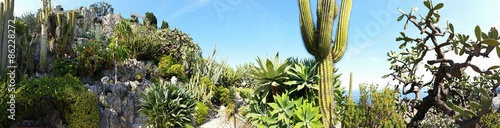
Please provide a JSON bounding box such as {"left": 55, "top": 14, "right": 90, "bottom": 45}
{"left": 50, "top": 10, "right": 76, "bottom": 57}
{"left": 298, "top": 0, "right": 352, "bottom": 126}
{"left": 445, "top": 87, "right": 492, "bottom": 123}
{"left": 0, "top": 0, "right": 15, "bottom": 75}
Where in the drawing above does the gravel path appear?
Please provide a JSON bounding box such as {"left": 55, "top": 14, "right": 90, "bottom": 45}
{"left": 199, "top": 106, "right": 248, "bottom": 128}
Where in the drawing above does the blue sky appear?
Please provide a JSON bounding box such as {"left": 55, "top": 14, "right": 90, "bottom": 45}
{"left": 15, "top": 0, "right": 500, "bottom": 90}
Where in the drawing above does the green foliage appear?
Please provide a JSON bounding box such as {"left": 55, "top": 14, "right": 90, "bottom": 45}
{"left": 144, "top": 12, "right": 158, "bottom": 29}
{"left": 194, "top": 101, "right": 209, "bottom": 125}
{"left": 139, "top": 83, "right": 196, "bottom": 128}
{"left": 167, "top": 64, "right": 186, "bottom": 80}
{"left": 236, "top": 62, "right": 258, "bottom": 88}
{"left": 342, "top": 84, "right": 405, "bottom": 128}
{"left": 245, "top": 93, "right": 322, "bottom": 128}
{"left": 14, "top": 75, "right": 99, "bottom": 128}
{"left": 89, "top": 1, "right": 114, "bottom": 17}
{"left": 74, "top": 39, "right": 113, "bottom": 76}
{"left": 235, "top": 87, "right": 254, "bottom": 100}
{"left": 479, "top": 112, "right": 500, "bottom": 128}
{"left": 113, "top": 20, "right": 132, "bottom": 41}
{"left": 160, "top": 20, "right": 169, "bottom": 29}
{"left": 251, "top": 53, "right": 288, "bottom": 103}
{"left": 108, "top": 42, "right": 130, "bottom": 63}
{"left": 391, "top": 1, "right": 500, "bottom": 126}
{"left": 201, "top": 76, "right": 216, "bottom": 92}
{"left": 158, "top": 55, "right": 186, "bottom": 80}
{"left": 53, "top": 58, "right": 78, "bottom": 76}
{"left": 446, "top": 87, "right": 492, "bottom": 121}
{"left": 121, "top": 33, "right": 162, "bottom": 60}
{"left": 215, "top": 86, "right": 234, "bottom": 106}
{"left": 183, "top": 73, "right": 214, "bottom": 106}
{"left": 219, "top": 66, "right": 242, "bottom": 86}
{"left": 284, "top": 59, "right": 319, "bottom": 101}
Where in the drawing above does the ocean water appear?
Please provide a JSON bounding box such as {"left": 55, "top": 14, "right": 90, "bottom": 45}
{"left": 344, "top": 90, "right": 429, "bottom": 103}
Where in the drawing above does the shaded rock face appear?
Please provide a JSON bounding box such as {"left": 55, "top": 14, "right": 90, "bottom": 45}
{"left": 86, "top": 59, "right": 156, "bottom": 128}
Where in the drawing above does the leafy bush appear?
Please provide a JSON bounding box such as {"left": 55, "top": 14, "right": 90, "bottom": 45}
{"left": 14, "top": 75, "right": 99, "bottom": 128}
{"left": 245, "top": 93, "right": 322, "bottom": 128}
{"left": 200, "top": 76, "right": 216, "bottom": 92}
{"left": 75, "top": 39, "right": 113, "bottom": 76}
{"left": 158, "top": 55, "right": 186, "bottom": 80}
{"left": 53, "top": 58, "right": 78, "bottom": 76}
{"left": 235, "top": 87, "right": 254, "bottom": 100}
{"left": 479, "top": 112, "right": 500, "bottom": 128}
{"left": 194, "top": 101, "right": 209, "bottom": 125}
{"left": 167, "top": 64, "right": 186, "bottom": 81}
{"left": 138, "top": 83, "right": 196, "bottom": 128}
{"left": 214, "top": 86, "right": 233, "bottom": 106}
{"left": 341, "top": 84, "right": 405, "bottom": 128}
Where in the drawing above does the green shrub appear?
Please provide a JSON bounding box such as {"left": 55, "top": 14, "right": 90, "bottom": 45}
{"left": 215, "top": 86, "right": 233, "bottom": 106}
{"left": 194, "top": 101, "right": 209, "bottom": 125}
{"left": 167, "top": 64, "right": 186, "bottom": 81}
{"left": 158, "top": 55, "right": 186, "bottom": 80}
{"left": 479, "top": 112, "right": 500, "bottom": 128}
{"left": 235, "top": 87, "right": 254, "bottom": 100}
{"left": 342, "top": 84, "right": 405, "bottom": 128}
{"left": 139, "top": 83, "right": 196, "bottom": 128}
{"left": 14, "top": 75, "right": 99, "bottom": 128}
{"left": 53, "top": 58, "right": 78, "bottom": 76}
{"left": 200, "top": 76, "right": 216, "bottom": 91}
{"left": 75, "top": 40, "right": 114, "bottom": 76}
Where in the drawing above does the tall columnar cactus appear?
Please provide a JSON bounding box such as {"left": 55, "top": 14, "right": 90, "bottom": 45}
{"left": 39, "top": 0, "right": 51, "bottom": 72}
{"left": 298, "top": 0, "right": 352, "bottom": 127}
{"left": 51, "top": 10, "right": 76, "bottom": 57}
{"left": 0, "top": 0, "right": 15, "bottom": 75}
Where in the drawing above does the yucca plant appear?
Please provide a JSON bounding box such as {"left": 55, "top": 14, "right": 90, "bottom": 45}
{"left": 138, "top": 83, "right": 196, "bottom": 128}
{"left": 251, "top": 53, "right": 289, "bottom": 103}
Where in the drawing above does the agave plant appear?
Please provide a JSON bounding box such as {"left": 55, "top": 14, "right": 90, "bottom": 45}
{"left": 294, "top": 100, "right": 323, "bottom": 128}
{"left": 251, "top": 53, "right": 289, "bottom": 103}
{"left": 284, "top": 62, "right": 319, "bottom": 98}
{"left": 138, "top": 83, "right": 196, "bottom": 128}
{"left": 268, "top": 94, "right": 295, "bottom": 127}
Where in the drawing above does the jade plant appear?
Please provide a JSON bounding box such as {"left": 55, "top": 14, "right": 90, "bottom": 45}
{"left": 386, "top": 0, "right": 500, "bottom": 127}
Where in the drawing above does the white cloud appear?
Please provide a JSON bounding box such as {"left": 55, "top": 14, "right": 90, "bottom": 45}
{"left": 167, "top": 0, "right": 212, "bottom": 21}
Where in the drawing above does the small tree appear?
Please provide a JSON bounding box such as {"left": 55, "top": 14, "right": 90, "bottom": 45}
{"left": 144, "top": 12, "right": 157, "bottom": 29}
{"left": 160, "top": 20, "right": 169, "bottom": 29}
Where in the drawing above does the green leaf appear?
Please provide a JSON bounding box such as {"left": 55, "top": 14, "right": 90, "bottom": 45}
{"left": 497, "top": 46, "right": 500, "bottom": 59}
{"left": 397, "top": 15, "right": 404, "bottom": 21}
{"left": 482, "top": 32, "right": 489, "bottom": 40}
{"left": 490, "top": 66, "right": 500, "bottom": 71}
{"left": 483, "top": 39, "right": 500, "bottom": 47}
{"left": 449, "top": 23, "right": 454, "bottom": 32}
{"left": 399, "top": 42, "right": 407, "bottom": 49}
{"left": 423, "top": 1, "right": 431, "bottom": 9}
{"left": 434, "top": 3, "right": 444, "bottom": 10}
{"left": 475, "top": 26, "right": 482, "bottom": 41}
{"left": 470, "top": 101, "right": 481, "bottom": 110}
{"left": 398, "top": 8, "right": 406, "bottom": 15}
{"left": 491, "top": 27, "right": 499, "bottom": 40}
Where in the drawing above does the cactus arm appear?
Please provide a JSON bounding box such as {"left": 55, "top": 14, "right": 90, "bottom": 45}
{"left": 298, "top": 0, "right": 318, "bottom": 56}
{"left": 316, "top": 0, "right": 336, "bottom": 60}
{"left": 332, "top": 0, "right": 352, "bottom": 63}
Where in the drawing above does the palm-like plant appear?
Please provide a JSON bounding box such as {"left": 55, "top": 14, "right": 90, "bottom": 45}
{"left": 251, "top": 53, "right": 288, "bottom": 103}
{"left": 138, "top": 83, "right": 196, "bottom": 128}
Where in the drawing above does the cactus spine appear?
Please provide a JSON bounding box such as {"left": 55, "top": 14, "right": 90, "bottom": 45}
{"left": 39, "top": 0, "right": 51, "bottom": 72}
{"left": 298, "top": 0, "right": 352, "bottom": 127}
{"left": 0, "top": 0, "right": 14, "bottom": 75}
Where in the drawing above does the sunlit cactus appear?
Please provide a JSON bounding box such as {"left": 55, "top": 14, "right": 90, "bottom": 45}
{"left": 0, "top": 0, "right": 15, "bottom": 75}
{"left": 39, "top": 0, "right": 51, "bottom": 72}
{"left": 298, "top": 0, "right": 352, "bottom": 127}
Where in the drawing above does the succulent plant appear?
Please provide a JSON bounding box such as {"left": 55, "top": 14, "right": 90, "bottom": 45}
{"left": 0, "top": 0, "right": 15, "bottom": 74}
{"left": 298, "top": 0, "right": 352, "bottom": 126}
